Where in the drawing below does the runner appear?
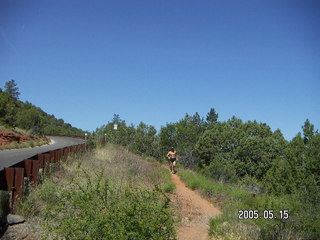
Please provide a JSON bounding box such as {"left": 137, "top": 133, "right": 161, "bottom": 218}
{"left": 166, "top": 147, "right": 177, "bottom": 174}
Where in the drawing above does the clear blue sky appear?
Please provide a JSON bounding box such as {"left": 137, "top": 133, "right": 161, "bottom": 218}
{"left": 0, "top": 0, "right": 319, "bottom": 140}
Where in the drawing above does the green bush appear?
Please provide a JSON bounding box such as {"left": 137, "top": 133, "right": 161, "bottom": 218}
{"left": 26, "top": 174, "right": 175, "bottom": 240}
{"left": 201, "top": 157, "right": 238, "bottom": 184}
{"left": 159, "top": 168, "right": 176, "bottom": 193}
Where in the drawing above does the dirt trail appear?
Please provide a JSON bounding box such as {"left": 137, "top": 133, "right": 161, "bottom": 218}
{"left": 170, "top": 173, "right": 221, "bottom": 240}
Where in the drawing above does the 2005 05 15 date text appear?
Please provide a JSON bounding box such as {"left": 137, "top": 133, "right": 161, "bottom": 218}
{"left": 238, "top": 210, "right": 289, "bottom": 220}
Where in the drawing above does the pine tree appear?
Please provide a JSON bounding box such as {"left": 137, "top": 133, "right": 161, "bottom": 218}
{"left": 4, "top": 80, "right": 20, "bottom": 99}
{"left": 206, "top": 107, "right": 218, "bottom": 123}
{"left": 302, "top": 119, "right": 315, "bottom": 144}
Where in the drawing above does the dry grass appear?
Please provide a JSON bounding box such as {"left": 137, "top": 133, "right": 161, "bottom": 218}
{"left": 55, "top": 143, "right": 167, "bottom": 191}
{"left": 14, "top": 143, "right": 175, "bottom": 240}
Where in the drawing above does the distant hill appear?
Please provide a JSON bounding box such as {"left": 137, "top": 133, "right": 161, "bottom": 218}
{"left": 0, "top": 80, "right": 84, "bottom": 137}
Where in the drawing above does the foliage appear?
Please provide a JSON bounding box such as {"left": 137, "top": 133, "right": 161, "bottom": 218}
{"left": 195, "top": 122, "right": 243, "bottom": 166}
{"left": 263, "top": 158, "right": 296, "bottom": 195}
{"left": 16, "top": 107, "right": 42, "bottom": 133}
{"left": 201, "top": 156, "right": 238, "bottom": 184}
{"left": 42, "top": 181, "right": 175, "bottom": 240}
{"left": 4, "top": 79, "right": 20, "bottom": 99}
{"left": 0, "top": 91, "right": 18, "bottom": 126}
{"left": 96, "top": 119, "right": 160, "bottom": 158}
{"left": 206, "top": 107, "right": 218, "bottom": 124}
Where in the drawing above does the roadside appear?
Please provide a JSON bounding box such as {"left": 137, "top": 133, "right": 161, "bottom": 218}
{"left": 1, "top": 145, "right": 176, "bottom": 240}
{"left": 0, "top": 128, "right": 49, "bottom": 151}
{"left": 169, "top": 170, "right": 221, "bottom": 240}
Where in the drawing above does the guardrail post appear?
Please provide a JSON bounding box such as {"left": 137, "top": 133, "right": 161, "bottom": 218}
{"left": 42, "top": 154, "right": 48, "bottom": 174}
{"left": 72, "top": 146, "right": 76, "bottom": 157}
{"left": 24, "top": 159, "right": 32, "bottom": 178}
{"left": 4, "top": 168, "right": 14, "bottom": 192}
{"left": 13, "top": 168, "right": 24, "bottom": 205}
{"left": 4, "top": 168, "right": 14, "bottom": 208}
{"left": 67, "top": 147, "right": 71, "bottom": 157}
{"left": 4, "top": 168, "right": 25, "bottom": 206}
{"left": 54, "top": 150, "right": 60, "bottom": 170}
{"left": 31, "top": 160, "right": 39, "bottom": 185}
{"left": 44, "top": 154, "right": 50, "bottom": 174}
{"left": 58, "top": 149, "right": 62, "bottom": 161}
{"left": 38, "top": 154, "right": 44, "bottom": 169}
{"left": 51, "top": 150, "right": 56, "bottom": 171}
{"left": 49, "top": 151, "right": 55, "bottom": 165}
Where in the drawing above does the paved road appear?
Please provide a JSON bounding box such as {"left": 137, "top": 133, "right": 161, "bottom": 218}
{"left": 0, "top": 136, "right": 85, "bottom": 171}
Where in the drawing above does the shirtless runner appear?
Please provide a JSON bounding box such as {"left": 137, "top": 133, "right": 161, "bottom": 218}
{"left": 166, "top": 147, "right": 177, "bottom": 174}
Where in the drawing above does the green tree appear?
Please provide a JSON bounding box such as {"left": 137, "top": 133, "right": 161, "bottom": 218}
{"left": 263, "top": 158, "right": 296, "bottom": 195}
{"left": 4, "top": 80, "right": 20, "bottom": 99}
{"left": 16, "top": 108, "right": 42, "bottom": 133}
{"left": 195, "top": 122, "right": 244, "bottom": 166}
{"left": 302, "top": 119, "right": 315, "bottom": 144}
{"left": 234, "top": 136, "right": 281, "bottom": 179}
{"left": 0, "top": 92, "right": 18, "bottom": 126}
{"left": 227, "top": 116, "right": 243, "bottom": 128}
{"left": 240, "top": 120, "right": 273, "bottom": 138}
{"left": 175, "top": 113, "right": 205, "bottom": 151}
{"left": 112, "top": 114, "right": 121, "bottom": 124}
{"left": 304, "top": 133, "right": 320, "bottom": 189}
{"left": 131, "top": 122, "right": 158, "bottom": 156}
{"left": 159, "top": 123, "right": 177, "bottom": 154}
{"left": 206, "top": 107, "right": 218, "bottom": 124}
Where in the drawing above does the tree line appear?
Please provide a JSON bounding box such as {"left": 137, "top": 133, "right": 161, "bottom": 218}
{"left": 0, "top": 80, "right": 84, "bottom": 136}
{"left": 96, "top": 110, "right": 319, "bottom": 196}
{"left": 96, "top": 109, "right": 319, "bottom": 237}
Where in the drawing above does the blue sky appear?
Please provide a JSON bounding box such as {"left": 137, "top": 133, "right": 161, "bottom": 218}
{"left": 0, "top": 0, "right": 319, "bottom": 140}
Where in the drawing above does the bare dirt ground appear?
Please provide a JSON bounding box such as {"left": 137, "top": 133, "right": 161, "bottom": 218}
{"left": 170, "top": 172, "right": 221, "bottom": 240}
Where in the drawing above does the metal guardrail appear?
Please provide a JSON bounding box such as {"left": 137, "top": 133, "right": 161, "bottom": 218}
{"left": 0, "top": 143, "right": 90, "bottom": 207}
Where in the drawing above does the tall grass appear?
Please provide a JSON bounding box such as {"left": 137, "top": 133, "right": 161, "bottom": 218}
{"left": 17, "top": 144, "right": 176, "bottom": 240}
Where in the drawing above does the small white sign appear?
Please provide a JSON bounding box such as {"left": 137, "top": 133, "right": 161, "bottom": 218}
{"left": 113, "top": 124, "right": 118, "bottom": 130}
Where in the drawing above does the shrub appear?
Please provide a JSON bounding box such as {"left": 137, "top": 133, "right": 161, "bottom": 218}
{"left": 178, "top": 148, "right": 200, "bottom": 169}
{"left": 159, "top": 168, "right": 176, "bottom": 193}
{"left": 202, "top": 157, "right": 238, "bottom": 184}
{"left": 17, "top": 145, "right": 176, "bottom": 240}
{"left": 40, "top": 177, "right": 175, "bottom": 240}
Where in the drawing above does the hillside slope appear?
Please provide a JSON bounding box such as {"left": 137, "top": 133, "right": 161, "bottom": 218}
{"left": 0, "top": 127, "right": 49, "bottom": 150}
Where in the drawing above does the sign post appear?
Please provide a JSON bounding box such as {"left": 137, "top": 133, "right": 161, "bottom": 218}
{"left": 85, "top": 133, "right": 87, "bottom": 151}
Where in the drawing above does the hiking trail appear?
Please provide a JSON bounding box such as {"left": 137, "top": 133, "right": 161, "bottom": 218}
{"left": 170, "top": 172, "right": 221, "bottom": 240}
